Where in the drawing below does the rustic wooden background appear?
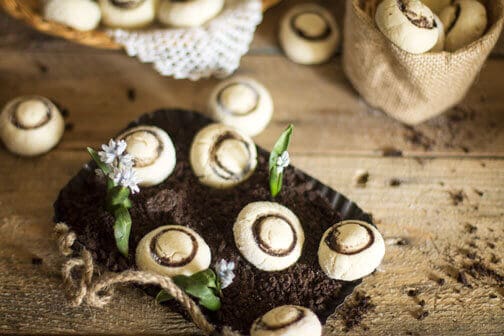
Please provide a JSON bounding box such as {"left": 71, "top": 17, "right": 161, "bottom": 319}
{"left": 0, "top": 1, "right": 503, "bottom": 335}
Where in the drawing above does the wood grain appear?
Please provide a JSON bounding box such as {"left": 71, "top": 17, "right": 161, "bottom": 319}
{"left": 0, "top": 0, "right": 503, "bottom": 335}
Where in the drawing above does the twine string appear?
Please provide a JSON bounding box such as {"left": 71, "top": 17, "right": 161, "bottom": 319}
{"left": 54, "top": 222, "right": 216, "bottom": 335}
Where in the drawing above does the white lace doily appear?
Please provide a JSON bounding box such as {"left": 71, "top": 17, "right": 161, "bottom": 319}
{"left": 107, "top": 0, "right": 263, "bottom": 80}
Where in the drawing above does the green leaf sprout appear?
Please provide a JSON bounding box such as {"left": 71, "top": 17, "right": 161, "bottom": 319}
{"left": 156, "top": 269, "right": 222, "bottom": 311}
{"left": 269, "top": 124, "right": 293, "bottom": 197}
{"left": 87, "top": 139, "right": 139, "bottom": 257}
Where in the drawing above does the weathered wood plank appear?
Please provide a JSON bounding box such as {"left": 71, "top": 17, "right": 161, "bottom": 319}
{"left": 0, "top": 52, "right": 503, "bottom": 157}
{"left": 0, "top": 152, "right": 502, "bottom": 335}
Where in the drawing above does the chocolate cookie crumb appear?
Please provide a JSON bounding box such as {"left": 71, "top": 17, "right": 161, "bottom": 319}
{"left": 35, "top": 61, "right": 48, "bottom": 74}
{"left": 473, "top": 189, "right": 484, "bottom": 197}
{"left": 418, "top": 299, "right": 425, "bottom": 307}
{"left": 389, "top": 178, "right": 402, "bottom": 187}
{"left": 464, "top": 223, "right": 477, "bottom": 234}
{"left": 354, "top": 170, "right": 369, "bottom": 188}
{"left": 448, "top": 190, "right": 466, "bottom": 206}
{"left": 65, "top": 123, "right": 75, "bottom": 131}
{"left": 380, "top": 147, "right": 403, "bottom": 157}
{"left": 338, "top": 291, "right": 376, "bottom": 332}
{"left": 127, "top": 88, "right": 136, "bottom": 102}
{"left": 437, "top": 278, "right": 445, "bottom": 286}
{"left": 407, "top": 289, "right": 419, "bottom": 297}
{"left": 416, "top": 310, "right": 429, "bottom": 321}
{"left": 457, "top": 271, "right": 470, "bottom": 287}
{"left": 31, "top": 257, "right": 43, "bottom": 265}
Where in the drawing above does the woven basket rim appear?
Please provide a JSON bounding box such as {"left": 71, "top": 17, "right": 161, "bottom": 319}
{"left": 0, "top": 0, "right": 281, "bottom": 50}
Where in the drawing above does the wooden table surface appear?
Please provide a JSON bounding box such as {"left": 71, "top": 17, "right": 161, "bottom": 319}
{"left": 1, "top": 1, "right": 503, "bottom": 335}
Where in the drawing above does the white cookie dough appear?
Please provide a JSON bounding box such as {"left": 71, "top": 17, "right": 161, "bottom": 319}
{"left": 318, "top": 220, "right": 385, "bottom": 281}
{"left": 136, "top": 225, "right": 211, "bottom": 277}
{"left": 44, "top": 0, "right": 101, "bottom": 31}
{"left": 117, "top": 125, "right": 176, "bottom": 187}
{"left": 209, "top": 77, "right": 273, "bottom": 137}
{"left": 190, "top": 123, "right": 257, "bottom": 189}
{"left": 99, "top": 0, "right": 157, "bottom": 28}
{"left": 439, "top": 0, "right": 488, "bottom": 52}
{"left": 430, "top": 14, "right": 445, "bottom": 52}
{"left": 233, "top": 202, "right": 304, "bottom": 272}
{"left": 158, "top": 0, "right": 224, "bottom": 27}
{"left": 250, "top": 305, "right": 322, "bottom": 336}
{"left": 375, "top": 0, "right": 439, "bottom": 54}
{"left": 0, "top": 96, "right": 64, "bottom": 156}
{"left": 279, "top": 4, "right": 339, "bottom": 65}
{"left": 421, "top": 0, "right": 452, "bottom": 14}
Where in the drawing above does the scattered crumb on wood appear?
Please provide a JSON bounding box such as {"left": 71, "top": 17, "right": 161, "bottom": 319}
{"left": 385, "top": 237, "right": 408, "bottom": 246}
{"left": 464, "top": 223, "right": 477, "bottom": 234}
{"left": 35, "top": 61, "right": 48, "bottom": 74}
{"left": 389, "top": 178, "right": 402, "bottom": 187}
{"left": 338, "top": 291, "right": 376, "bottom": 332}
{"left": 407, "top": 289, "right": 419, "bottom": 297}
{"left": 473, "top": 188, "right": 484, "bottom": 197}
{"left": 403, "top": 126, "right": 434, "bottom": 150}
{"left": 457, "top": 271, "right": 471, "bottom": 287}
{"left": 416, "top": 310, "right": 429, "bottom": 321}
{"left": 127, "top": 88, "right": 136, "bottom": 102}
{"left": 418, "top": 299, "right": 425, "bottom": 307}
{"left": 380, "top": 147, "right": 403, "bottom": 157}
{"left": 448, "top": 190, "right": 467, "bottom": 206}
{"left": 353, "top": 170, "right": 369, "bottom": 188}
{"left": 31, "top": 258, "right": 42, "bottom": 265}
{"left": 65, "top": 123, "right": 75, "bottom": 131}
{"left": 437, "top": 278, "right": 445, "bottom": 286}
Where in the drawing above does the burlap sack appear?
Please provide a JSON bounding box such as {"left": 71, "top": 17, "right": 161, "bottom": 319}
{"left": 343, "top": 0, "right": 504, "bottom": 125}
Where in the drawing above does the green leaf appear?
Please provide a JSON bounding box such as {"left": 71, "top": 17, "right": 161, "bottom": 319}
{"left": 156, "top": 290, "right": 173, "bottom": 304}
{"left": 190, "top": 269, "right": 218, "bottom": 289}
{"left": 87, "top": 147, "right": 111, "bottom": 175}
{"left": 198, "top": 293, "right": 221, "bottom": 311}
{"left": 168, "top": 270, "right": 222, "bottom": 311}
{"left": 269, "top": 165, "right": 284, "bottom": 198}
{"left": 107, "top": 186, "right": 131, "bottom": 212}
{"left": 268, "top": 124, "right": 293, "bottom": 197}
{"left": 113, "top": 207, "right": 131, "bottom": 257}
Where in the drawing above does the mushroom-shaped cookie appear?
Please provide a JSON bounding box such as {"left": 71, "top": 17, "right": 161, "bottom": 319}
{"left": 233, "top": 202, "right": 304, "bottom": 271}
{"left": 279, "top": 4, "right": 339, "bottom": 65}
{"left": 0, "top": 96, "right": 65, "bottom": 156}
{"left": 439, "top": 0, "right": 487, "bottom": 52}
{"left": 158, "top": 0, "right": 224, "bottom": 27}
{"left": 318, "top": 220, "right": 385, "bottom": 281}
{"left": 136, "top": 225, "right": 211, "bottom": 277}
{"left": 250, "top": 305, "right": 322, "bottom": 336}
{"left": 117, "top": 125, "right": 176, "bottom": 187}
{"left": 44, "top": 0, "right": 101, "bottom": 31}
{"left": 99, "top": 0, "right": 157, "bottom": 28}
{"left": 190, "top": 123, "right": 257, "bottom": 189}
{"left": 430, "top": 14, "right": 446, "bottom": 52}
{"left": 209, "top": 76, "right": 273, "bottom": 137}
{"left": 375, "top": 0, "right": 439, "bottom": 54}
{"left": 421, "top": 0, "right": 452, "bottom": 14}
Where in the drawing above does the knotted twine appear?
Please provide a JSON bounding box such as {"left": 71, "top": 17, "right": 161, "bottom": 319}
{"left": 54, "top": 223, "right": 238, "bottom": 336}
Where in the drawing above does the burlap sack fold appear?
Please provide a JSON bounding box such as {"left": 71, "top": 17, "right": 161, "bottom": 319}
{"left": 343, "top": 0, "right": 504, "bottom": 125}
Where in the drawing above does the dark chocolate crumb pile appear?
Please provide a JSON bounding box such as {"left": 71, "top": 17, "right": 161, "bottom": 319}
{"left": 336, "top": 291, "right": 376, "bottom": 332}
{"left": 54, "top": 110, "right": 365, "bottom": 334}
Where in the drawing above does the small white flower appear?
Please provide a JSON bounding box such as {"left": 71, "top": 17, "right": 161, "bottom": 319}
{"left": 99, "top": 139, "right": 127, "bottom": 165}
{"left": 109, "top": 165, "right": 140, "bottom": 194}
{"left": 119, "top": 153, "right": 134, "bottom": 168}
{"left": 276, "top": 151, "right": 290, "bottom": 173}
{"left": 215, "top": 259, "right": 236, "bottom": 289}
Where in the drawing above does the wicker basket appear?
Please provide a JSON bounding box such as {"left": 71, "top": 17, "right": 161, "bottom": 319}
{"left": 0, "top": 0, "right": 281, "bottom": 49}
